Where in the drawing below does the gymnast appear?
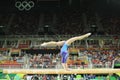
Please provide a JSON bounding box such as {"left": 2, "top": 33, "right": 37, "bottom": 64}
{"left": 41, "top": 33, "right": 91, "bottom": 71}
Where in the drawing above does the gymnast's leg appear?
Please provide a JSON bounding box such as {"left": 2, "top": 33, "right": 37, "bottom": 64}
{"left": 66, "top": 33, "right": 91, "bottom": 45}
{"left": 61, "top": 51, "right": 70, "bottom": 71}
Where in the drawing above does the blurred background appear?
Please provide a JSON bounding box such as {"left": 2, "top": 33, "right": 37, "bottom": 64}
{"left": 0, "top": 0, "right": 120, "bottom": 35}
{"left": 0, "top": 0, "right": 120, "bottom": 80}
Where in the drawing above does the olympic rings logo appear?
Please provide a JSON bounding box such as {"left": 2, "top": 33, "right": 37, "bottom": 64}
{"left": 15, "top": 1, "right": 35, "bottom": 11}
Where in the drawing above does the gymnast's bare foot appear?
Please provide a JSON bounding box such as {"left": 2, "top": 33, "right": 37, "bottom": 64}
{"left": 86, "top": 33, "right": 91, "bottom": 36}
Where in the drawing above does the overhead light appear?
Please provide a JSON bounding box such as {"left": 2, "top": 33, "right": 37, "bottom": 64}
{"left": 0, "top": 26, "right": 4, "bottom": 28}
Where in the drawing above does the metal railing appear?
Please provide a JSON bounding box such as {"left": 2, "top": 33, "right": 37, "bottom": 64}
{"left": 0, "top": 62, "right": 114, "bottom": 69}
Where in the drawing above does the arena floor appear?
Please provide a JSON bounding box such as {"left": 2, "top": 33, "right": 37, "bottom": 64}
{"left": 3, "top": 68, "right": 120, "bottom": 74}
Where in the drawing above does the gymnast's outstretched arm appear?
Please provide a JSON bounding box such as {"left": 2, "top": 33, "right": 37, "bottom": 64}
{"left": 65, "top": 33, "right": 91, "bottom": 45}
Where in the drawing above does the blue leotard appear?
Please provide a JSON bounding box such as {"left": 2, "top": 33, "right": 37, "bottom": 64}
{"left": 60, "top": 43, "right": 69, "bottom": 63}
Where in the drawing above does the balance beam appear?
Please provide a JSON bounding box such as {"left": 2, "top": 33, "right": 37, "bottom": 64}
{"left": 3, "top": 68, "right": 120, "bottom": 74}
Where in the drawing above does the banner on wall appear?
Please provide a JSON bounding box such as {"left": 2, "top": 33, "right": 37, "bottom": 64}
{"left": 11, "top": 48, "right": 20, "bottom": 53}
{"left": 10, "top": 48, "right": 21, "bottom": 54}
{"left": 69, "top": 48, "right": 78, "bottom": 54}
{"left": 0, "top": 48, "right": 7, "bottom": 51}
